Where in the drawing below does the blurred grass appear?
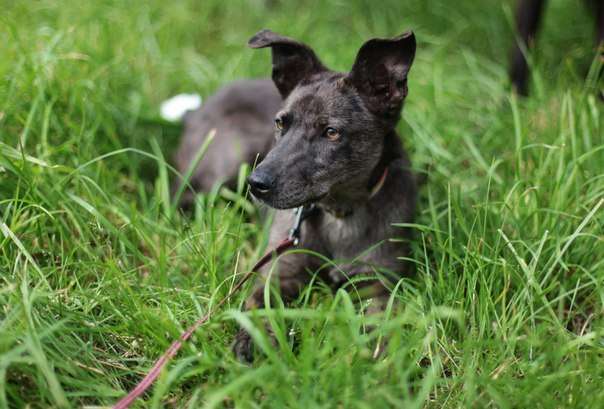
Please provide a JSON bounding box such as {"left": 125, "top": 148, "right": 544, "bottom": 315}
{"left": 0, "top": 0, "right": 603, "bottom": 407}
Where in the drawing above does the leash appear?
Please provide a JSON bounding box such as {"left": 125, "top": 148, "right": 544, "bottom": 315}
{"left": 112, "top": 205, "right": 314, "bottom": 409}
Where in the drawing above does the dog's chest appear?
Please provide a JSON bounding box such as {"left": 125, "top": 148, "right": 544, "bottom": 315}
{"left": 320, "top": 209, "right": 388, "bottom": 259}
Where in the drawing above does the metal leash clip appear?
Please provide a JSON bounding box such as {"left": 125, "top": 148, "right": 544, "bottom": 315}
{"left": 288, "top": 204, "right": 316, "bottom": 246}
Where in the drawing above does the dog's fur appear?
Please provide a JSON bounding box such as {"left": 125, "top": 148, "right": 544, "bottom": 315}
{"left": 174, "top": 79, "right": 282, "bottom": 208}
{"left": 174, "top": 30, "right": 418, "bottom": 361}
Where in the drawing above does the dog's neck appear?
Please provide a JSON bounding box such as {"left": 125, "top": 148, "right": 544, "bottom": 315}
{"left": 318, "top": 131, "right": 402, "bottom": 218}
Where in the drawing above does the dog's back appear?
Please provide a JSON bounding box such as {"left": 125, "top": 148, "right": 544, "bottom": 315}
{"left": 174, "top": 79, "right": 281, "bottom": 207}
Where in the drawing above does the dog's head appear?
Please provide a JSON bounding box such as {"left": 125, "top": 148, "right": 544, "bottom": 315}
{"left": 247, "top": 29, "right": 416, "bottom": 209}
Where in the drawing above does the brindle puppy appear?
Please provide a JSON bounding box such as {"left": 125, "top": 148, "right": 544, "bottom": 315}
{"left": 229, "top": 29, "right": 418, "bottom": 361}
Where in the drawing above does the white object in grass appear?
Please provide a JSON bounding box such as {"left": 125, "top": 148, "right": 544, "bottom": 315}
{"left": 160, "top": 93, "right": 202, "bottom": 122}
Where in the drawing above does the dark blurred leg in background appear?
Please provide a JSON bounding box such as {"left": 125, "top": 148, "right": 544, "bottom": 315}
{"left": 589, "top": 0, "right": 603, "bottom": 99}
{"left": 593, "top": 0, "right": 604, "bottom": 45}
{"left": 509, "top": 0, "right": 546, "bottom": 96}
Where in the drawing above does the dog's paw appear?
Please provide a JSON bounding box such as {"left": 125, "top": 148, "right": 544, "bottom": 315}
{"left": 232, "top": 329, "right": 255, "bottom": 363}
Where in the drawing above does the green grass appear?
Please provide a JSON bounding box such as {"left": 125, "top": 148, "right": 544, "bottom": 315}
{"left": 1, "top": 0, "right": 603, "bottom": 407}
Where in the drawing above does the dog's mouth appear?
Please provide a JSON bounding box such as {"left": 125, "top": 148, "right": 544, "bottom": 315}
{"left": 249, "top": 189, "right": 327, "bottom": 210}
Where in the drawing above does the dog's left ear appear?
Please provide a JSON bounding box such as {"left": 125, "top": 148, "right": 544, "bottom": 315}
{"left": 348, "top": 31, "right": 416, "bottom": 119}
{"left": 249, "top": 29, "right": 327, "bottom": 98}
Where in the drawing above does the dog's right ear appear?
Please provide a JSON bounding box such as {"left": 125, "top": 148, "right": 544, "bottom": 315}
{"left": 249, "top": 29, "right": 326, "bottom": 98}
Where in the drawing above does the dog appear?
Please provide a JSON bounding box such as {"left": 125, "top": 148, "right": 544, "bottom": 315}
{"left": 509, "top": 0, "right": 603, "bottom": 96}
{"left": 174, "top": 29, "right": 418, "bottom": 361}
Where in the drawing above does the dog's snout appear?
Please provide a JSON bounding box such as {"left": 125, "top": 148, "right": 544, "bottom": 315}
{"left": 247, "top": 169, "right": 274, "bottom": 197}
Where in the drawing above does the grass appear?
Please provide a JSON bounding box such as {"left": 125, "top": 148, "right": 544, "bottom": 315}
{"left": 0, "top": 0, "right": 603, "bottom": 407}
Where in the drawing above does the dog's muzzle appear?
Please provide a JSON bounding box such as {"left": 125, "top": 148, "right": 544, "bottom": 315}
{"left": 247, "top": 168, "right": 274, "bottom": 198}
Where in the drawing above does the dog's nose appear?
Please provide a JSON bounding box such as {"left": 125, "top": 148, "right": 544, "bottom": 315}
{"left": 247, "top": 170, "right": 274, "bottom": 196}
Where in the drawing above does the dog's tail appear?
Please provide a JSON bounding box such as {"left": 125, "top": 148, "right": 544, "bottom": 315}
{"left": 160, "top": 93, "right": 202, "bottom": 122}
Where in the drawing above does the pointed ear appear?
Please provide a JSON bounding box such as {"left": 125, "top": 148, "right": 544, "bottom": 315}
{"left": 348, "top": 31, "right": 416, "bottom": 119}
{"left": 249, "top": 29, "right": 327, "bottom": 98}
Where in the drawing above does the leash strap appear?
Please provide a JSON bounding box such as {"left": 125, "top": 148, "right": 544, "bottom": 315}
{"left": 113, "top": 237, "right": 296, "bottom": 409}
{"left": 113, "top": 205, "right": 314, "bottom": 408}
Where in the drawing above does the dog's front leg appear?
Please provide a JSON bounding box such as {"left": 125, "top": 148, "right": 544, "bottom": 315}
{"left": 333, "top": 267, "right": 396, "bottom": 359}
{"left": 232, "top": 249, "right": 318, "bottom": 362}
{"left": 360, "top": 281, "right": 393, "bottom": 359}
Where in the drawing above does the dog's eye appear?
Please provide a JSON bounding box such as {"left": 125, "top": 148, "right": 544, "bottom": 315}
{"left": 324, "top": 127, "right": 340, "bottom": 141}
{"left": 275, "top": 117, "right": 284, "bottom": 131}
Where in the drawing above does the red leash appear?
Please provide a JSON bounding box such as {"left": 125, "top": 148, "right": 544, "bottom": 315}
{"left": 113, "top": 237, "right": 296, "bottom": 409}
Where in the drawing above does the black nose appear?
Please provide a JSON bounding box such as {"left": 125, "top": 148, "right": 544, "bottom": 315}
{"left": 247, "top": 169, "right": 274, "bottom": 196}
